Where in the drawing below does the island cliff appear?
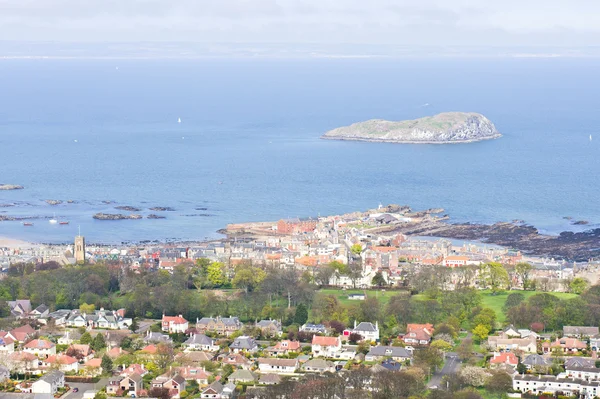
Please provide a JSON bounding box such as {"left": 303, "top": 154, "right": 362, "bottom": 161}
{"left": 322, "top": 112, "right": 501, "bottom": 144}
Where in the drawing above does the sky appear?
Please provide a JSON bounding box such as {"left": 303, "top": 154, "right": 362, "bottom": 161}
{"left": 0, "top": 0, "right": 599, "bottom": 48}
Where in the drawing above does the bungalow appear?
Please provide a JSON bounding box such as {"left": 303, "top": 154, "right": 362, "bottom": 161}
{"left": 176, "top": 366, "right": 213, "bottom": 386}
{"left": 29, "top": 304, "right": 50, "bottom": 320}
{"left": 162, "top": 314, "right": 189, "bottom": 333}
{"left": 31, "top": 370, "right": 64, "bottom": 394}
{"left": 564, "top": 326, "right": 600, "bottom": 338}
{"left": 266, "top": 340, "right": 301, "bottom": 356}
{"left": 83, "top": 358, "right": 103, "bottom": 376}
{"left": 522, "top": 354, "right": 551, "bottom": 370}
{"left": 219, "top": 353, "right": 253, "bottom": 370}
{"left": 259, "top": 373, "right": 282, "bottom": 385}
{"left": 65, "top": 308, "right": 132, "bottom": 330}
{"left": 228, "top": 369, "right": 257, "bottom": 384}
{"left": 302, "top": 359, "right": 335, "bottom": 373}
{"left": 151, "top": 373, "right": 187, "bottom": 399}
{"left": 8, "top": 324, "right": 36, "bottom": 343}
{"left": 229, "top": 336, "right": 258, "bottom": 354}
{"left": 23, "top": 339, "right": 56, "bottom": 358}
{"left": 343, "top": 321, "right": 379, "bottom": 342}
{"left": 57, "top": 330, "right": 81, "bottom": 345}
{"left": 543, "top": 338, "right": 587, "bottom": 354}
{"left": 402, "top": 324, "right": 434, "bottom": 346}
{"left": 487, "top": 335, "right": 537, "bottom": 353}
{"left": 365, "top": 346, "right": 412, "bottom": 362}
{"left": 182, "top": 333, "right": 219, "bottom": 352}
{"left": 196, "top": 316, "right": 243, "bottom": 337}
{"left": 176, "top": 351, "right": 213, "bottom": 365}
{"left": 300, "top": 323, "right": 327, "bottom": 334}
{"left": 257, "top": 358, "right": 298, "bottom": 374}
{"left": 68, "top": 344, "right": 94, "bottom": 362}
{"left": 201, "top": 381, "right": 224, "bottom": 399}
{"left": 512, "top": 375, "right": 600, "bottom": 398}
{"left": 489, "top": 352, "right": 518, "bottom": 369}
{"left": 311, "top": 336, "right": 342, "bottom": 358}
{"left": 256, "top": 320, "right": 282, "bottom": 337}
{"left": 44, "top": 355, "right": 79, "bottom": 373}
{"left": 144, "top": 331, "right": 172, "bottom": 344}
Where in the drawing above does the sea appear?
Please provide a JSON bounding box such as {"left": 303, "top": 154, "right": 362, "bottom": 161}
{"left": 0, "top": 57, "right": 599, "bottom": 244}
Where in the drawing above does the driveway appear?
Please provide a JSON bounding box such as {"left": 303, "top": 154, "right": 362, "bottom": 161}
{"left": 427, "top": 352, "right": 461, "bottom": 388}
{"left": 63, "top": 382, "right": 99, "bottom": 399}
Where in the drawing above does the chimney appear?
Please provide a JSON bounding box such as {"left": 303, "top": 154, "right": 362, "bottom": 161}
{"left": 375, "top": 321, "right": 378, "bottom": 330}
{"left": 354, "top": 320, "right": 357, "bottom": 329}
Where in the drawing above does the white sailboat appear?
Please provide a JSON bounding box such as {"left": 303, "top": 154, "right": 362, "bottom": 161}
{"left": 178, "top": 117, "right": 181, "bottom": 124}
{"left": 590, "top": 134, "right": 593, "bottom": 141}
{"left": 49, "top": 213, "right": 58, "bottom": 224}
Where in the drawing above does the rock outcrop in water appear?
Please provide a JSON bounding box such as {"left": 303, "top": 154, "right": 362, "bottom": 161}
{"left": 149, "top": 207, "right": 175, "bottom": 211}
{"left": 0, "top": 184, "right": 24, "bottom": 190}
{"left": 115, "top": 206, "right": 142, "bottom": 212}
{"left": 322, "top": 112, "right": 501, "bottom": 144}
{"left": 45, "top": 200, "right": 63, "bottom": 205}
{"left": 93, "top": 213, "right": 142, "bottom": 220}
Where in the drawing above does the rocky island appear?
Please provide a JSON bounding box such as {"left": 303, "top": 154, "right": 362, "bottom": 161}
{"left": 322, "top": 112, "right": 501, "bottom": 144}
{"left": 93, "top": 213, "right": 143, "bottom": 220}
{"left": 0, "top": 184, "right": 24, "bottom": 190}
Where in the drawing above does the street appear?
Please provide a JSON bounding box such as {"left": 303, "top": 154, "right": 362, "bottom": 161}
{"left": 427, "top": 352, "right": 461, "bottom": 389}
{"left": 63, "top": 383, "right": 97, "bottom": 399}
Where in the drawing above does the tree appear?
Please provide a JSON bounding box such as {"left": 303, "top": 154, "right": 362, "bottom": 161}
{"left": 156, "top": 343, "right": 175, "bottom": 370}
{"left": 206, "top": 262, "right": 227, "bottom": 287}
{"left": 517, "top": 362, "right": 527, "bottom": 374}
{"left": 431, "top": 339, "right": 453, "bottom": 352}
{"left": 515, "top": 262, "right": 533, "bottom": 290}
{"left": 503, "top": 292, "right": 525, "bottom": 311}
{"left": 129, "top": 318, "right": 138, "bottom": 333}
{"left": 459, "top": 366, "right": 489, "bottom": 387}
{"left": 294, "top": 304, "right": 308, "bottom": 325}
{"left": 371, "top": 272, "right": 387, "bottom": 287}
{"left": 101, "top": 354, "right": 113, "bottom": 374}
{"left": 79, "top": 303, "right": 95, "bottom": 313}
{"left": 481, "top": 263, "right": 509, "bottom": 293}
{"left": 350, "top": 244, "right": 363, "bottom": 257}
{"left": 315, "top": 265, "right": 335, "bottom": 287}
{"left": 232, "top": 264, "right": 266, "bottom": 293}
{"left": 66, "top": 347, "right": 84, "bottom": 361}
{"left": 484, "top": 370, "right": 512, "bottom": 398}
{"left": 148, "top": 388, "right": 171, "bottom": 399}
{"left": 91, "top": 333, "right": 106, "bottom": 351}
{"left": 472, "top": 324, "right": 490, "bottom": 341}
{"left": 457, "top": 338, "right": 474, "bottom": 362}
{"left": 346, "top": 263, "right": 363, "bottom": 289}
{"left": 414, "top": 347, "right": 444, "bottom": 375}
{"left": 79, "top": 332, "right": 92, "bottom": 344}
{"left": 570, "top": 277, "right": 589, "bottom": 294}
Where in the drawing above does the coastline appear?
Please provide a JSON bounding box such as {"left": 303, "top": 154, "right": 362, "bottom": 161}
{"left": 320, "top": 133, "right": 503, "bottom": 144}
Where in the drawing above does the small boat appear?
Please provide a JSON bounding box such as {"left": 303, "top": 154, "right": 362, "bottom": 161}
{"left": 590, "top": 134, "right": 593, "bottom": 141}
{"left": 23, "top": 222, "right": 34, "bottom": 227}
{"left": 49, "top": 213, "right": 58, "bottom": 224}
{"left": 59, "top": 221, "right": 70, "bottom": 225}
{"left": 178, "top": 117, "right": 181, "bottom": 124}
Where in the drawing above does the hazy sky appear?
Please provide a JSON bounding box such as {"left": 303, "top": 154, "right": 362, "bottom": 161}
{"left": 1, "top": 0, "right": 599, "bottom": 46}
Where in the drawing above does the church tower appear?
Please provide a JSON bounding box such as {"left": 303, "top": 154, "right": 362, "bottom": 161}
{"left": 75, "top": 235, "right": 85, "bottom": 264}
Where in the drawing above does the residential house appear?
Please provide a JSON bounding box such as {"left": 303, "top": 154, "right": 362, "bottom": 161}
{"left": 43, "top": 355, "right": 79, "bottom": 373}
{"left": 365, "top": 346, "right": 412, "bottom": 362}
{"left": 501, "top": 325, "right": 521, "bottom": 338}
{"left": 66, "top": 308, "right": 132, "bottom": 330}
{"left": 83, "top": 358, "right": 103, "bottom": 376}
{"left": 512, "top": 375, "right": 600, "bottom": 398}
{"left": 176, "top": 366, "right": 213, "bottom": 386}
{"left": 444, "top": 256, "right": 469, "bottom": 267}
{"left": 29, "top": 305, "right": 49, "bottom": 320}
{"left": 300, "top": 323, "right": 327, "bottom": 334}
{"left": 221, "top": 382, "right": 236, "bottom": 398}
{"left": 543, "top": 338, "right": 587, "bottom": 354}
{"left": 151, "top": 373, "right": 187, "bottom": 399}
{"left": 176, "top": 351, "right": 213, "bottom": 366}
{"left": 256, "top": 320, "right": 282, "bottom": 337}
{"left": 311, "top": 336, "right": 342, "bottom": 358}
{"left": 31, "top": 370, "right": 64, "bottom": 394}
{"left": 195, "top": 316, "right": 243, "bottom": 337}
{"left": 120, "top": 364, "right": 148, "bottom": 378}
{"left": 229, "top": 336, "right": 258, "bottom": 354}
{"left": 259, "top": 373, "right": 281, "bottom": 385}
{"left": 522, "top": 354, "right": 551, "bottom": 371}
{"left": 343, "top": 321, "right": 379, "bottom": 342}
{"left": 23, "top": 339, "right": 56, "bottom": 358}
{"left": 57, "top": 330, "right": 81, "bottom": 345}
{"left": 566, "top": 365, "right": 600, "bottom": 381}
{"left": 379, "top": 359, "right": 402, "bottom": 372}
{"left": 564, "top": 326, "right": 600, "bottom": 338}
{"left": 8, "top": 300, "right": 32, "bottom": 319}
{"left": 591, "top": 335, "right": 600, "bottom": 351}
{"left": 162, "top": 314, "right": 189, "bottom": 333}
{"left": 201, "top": 381, "right": 224, "bottom": 399}
{"left": 487, "top": 335, "right": 537, "bottom": 353}
{"left": 182, "top": 333, "right": 219, "bottom": 352}
{"left": 0, "top": 336, "right": 15, "bottom": 353}
{"left": 219, "top": 353, "right": 253, "bottom": 369}
{"left": 228, "top": 369, "right": 257, "bottom": 384}
{"left": 118, "top": 373, "right": 143, "bottom": 396}
{"left": 8, "top": 324, "right": 36, "bottom": 343}
{"left": 402, "top": 324, "right": 434, "bottom": 346}
{"left": 489, "top": 352, "right": 518, "bottom": 369}
{"left": 144, "top": 331, "right": 172, "bottom": 344}
{"left": 106, "top": 377, "right": 124, "bottom": 395}
{"left": 8, "top": 352, "right": 38, "bottom": 374}
{"left": 44, "top": 310, "right": 71, "bottom": 326}
{"left": 257, "top": 358, "right": 298, "bottom": 374}
{"left": 302, "top": 359, "right": 335, "bottom": 373}
{"left": 68, "top": 344, "right": 94, "bottom": 362}
{"left": 266, "top": 340, "right": 301, "bottom": 356}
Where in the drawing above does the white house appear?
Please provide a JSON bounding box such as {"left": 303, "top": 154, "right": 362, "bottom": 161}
{"left": 23, "top": 339, "right": 56, "bottom": 358}
{"left": 182, "top": 333, "right": 219, "bottom": 352}
{"left": 31, "top": 370, "right": 65, "bottom": 394}
{"left": 513, "top": 375, "right": 600, "bottom": 399}
{"left": 257, "top": 358, "right": 298, "bottom": 374}
{"left": 162, "top": 315, "right": 189, "bottom": 333}
{"left": 312, "top": 336, "right": 342, "bottom": 358}
{"left": 343, "top": 321, "right": 379, "bottom": 342}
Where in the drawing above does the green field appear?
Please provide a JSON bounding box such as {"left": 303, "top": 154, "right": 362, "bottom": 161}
{"left": 479, "top": 290, "right": 578, "bottom": 324}
{"left": 318, "top": 288, "right": 399, "bottom": 306}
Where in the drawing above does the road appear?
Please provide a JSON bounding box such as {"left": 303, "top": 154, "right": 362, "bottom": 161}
{"left": 427, "top": 352, "right": 461, "bottom": 389}
{"left": 63, "top": 383, "right": 97, "bottom": 399}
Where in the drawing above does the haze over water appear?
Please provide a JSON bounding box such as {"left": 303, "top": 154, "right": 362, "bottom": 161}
{"left": 1, "top": 58, "right": 599, "bottom": 244}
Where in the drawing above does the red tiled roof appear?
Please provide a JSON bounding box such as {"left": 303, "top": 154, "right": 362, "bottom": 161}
{"left": 46, "top": 355, "right": 78, "bottom": 365}
{"left": 490, "top": 352, "right": 518, "bottom": 365}
{"left": 162, "top": 315, "right": 188, "bottom": 324}
{"left": 85, "top": 358, "right": 102, "bottom": 368}
{"left": 312, "top": 336, "right": 340, "bottom": 347}
{"left": 24, "top": 339, "right": 54, "bottom": 349}
{"left": 141, "top": 345, "right": 157, "bottom": 354}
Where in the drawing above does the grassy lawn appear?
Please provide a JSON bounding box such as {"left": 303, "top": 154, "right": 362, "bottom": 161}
{"left": 479, "top": 290, "right": 578, "bottom": 324}
{"left": 318, "top": 288, "right": 398, "bottom": 307}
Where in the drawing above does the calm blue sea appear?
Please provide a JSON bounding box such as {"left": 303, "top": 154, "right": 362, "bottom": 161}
{"left": 0, "top": 58, "right": 599, "bottom": 244}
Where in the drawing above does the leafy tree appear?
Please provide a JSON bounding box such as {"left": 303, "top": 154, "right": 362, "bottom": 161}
{"left": 101, "top": 354, "right": 113, "bottom": 374}
{"left": 371, "top": 272, "right": 387, "bottom": 287}
{"left": 148, "top": 388, "right": 170, "bottom": 399}
{"left": 79, "top": 332, "right": 92, "bottom": 344}
{"left": 91, "top": 333, "right": 106, "bottom": 351}
{"left": 66, "top": 347, "right": 84, "bottom": 360}
{"left": 348, "top": 333, "right": 363, "bottom": 344}
{"left": 294, "top": 304, "right": 308, "bottom": 325}
{"left": 472, "top": 324, "right": 490, "bottom": 341}
{"left": 350, "top": 244, "right": 363, "bottom": 256}
{"left": 503, "top": 292, "right": 525, "bottom": 311}
{"left": 570, "top": 277, "right": 589, "bottom": 294}
{"left": 459, "top": 365, "right": 489, "bottom": 387}
{"left": 431, "top": 339, "right": 453, "bottom": 352}
{"left": 231, "top": 264, "right": 266, "bottom": 293}
{"left": 413, "top": 347, "right": 444, "bottom": 375}
{"left": 315, "top": 265, "right": 335, "bottom": 287}
{"left": 484, "top": 370, "right": 512, "bottom": 398}
{"left": 206, "top": 262, "right": 227, "bottom": 287}
{"left": 156, "top": 343, "right": 175, "bottom": 370}
{"left": 517, "top": 362, "right": 527, "bottom": 374}
{"left": 515, "top": 262, "right": 533, "bottom": 290}
{"left": 480, "top": 262, "right": 509, "bottom": 293}
{"left": 346, "top": 263, "right": 363, "bottom": 289}
{"left": 457, "top": 338, "right": 474, "bottom": 362}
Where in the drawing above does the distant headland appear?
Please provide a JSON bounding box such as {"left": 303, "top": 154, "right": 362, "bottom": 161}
{"left": 322, "top": 112, "right": 501, "bottom": 144}
{"left": 0, "top": 184, "right": 24, "bottom": 190}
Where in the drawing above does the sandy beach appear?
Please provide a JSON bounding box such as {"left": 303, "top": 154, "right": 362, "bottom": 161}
{"left": 0, "top": 236, "right": 34, "bottom": 248}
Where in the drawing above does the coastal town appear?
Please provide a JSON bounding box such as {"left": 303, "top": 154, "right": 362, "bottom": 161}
{"left": 0, "top": 205, "right": 599, "bottom": 398}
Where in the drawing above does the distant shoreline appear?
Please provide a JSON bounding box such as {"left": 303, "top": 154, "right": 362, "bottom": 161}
{"left": 321, "top": 133, "right": 502, "bottom": 144}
